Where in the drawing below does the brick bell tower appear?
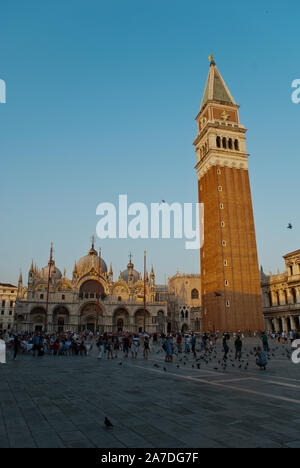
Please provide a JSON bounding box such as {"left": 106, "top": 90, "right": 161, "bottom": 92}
{"left": 193, "top": 56, "right": 264, "bottom": 333}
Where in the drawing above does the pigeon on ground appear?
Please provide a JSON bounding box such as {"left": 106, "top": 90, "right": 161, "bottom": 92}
{"left": 105, "top": 417, "right": 113, "bottom": 428}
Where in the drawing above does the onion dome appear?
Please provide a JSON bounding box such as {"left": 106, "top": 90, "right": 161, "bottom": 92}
{"left": 75, "top": 241, "right": 107, "bottom": 277}
{"left": 121, "top": 254, "right": 139, "bottom": 283}
{"left": 40, "top": 260, "right": 62, "bottom": 280}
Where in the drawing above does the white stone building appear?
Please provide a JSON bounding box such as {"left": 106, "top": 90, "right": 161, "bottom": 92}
{"left": 0, "top": 283, "right": 17, "bottom": 332}
{"left": 261, "top": 249, "right": 300, "bottom": 332}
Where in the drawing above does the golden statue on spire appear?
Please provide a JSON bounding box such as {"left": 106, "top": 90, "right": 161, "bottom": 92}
{"left": 209, "top": 54, "right": 214, "bottom": 62}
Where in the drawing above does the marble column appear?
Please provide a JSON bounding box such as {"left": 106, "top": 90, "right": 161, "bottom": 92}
{"left": 290, "top": 316, "right": 297, "bottom": 331}
{"left": 281, "top": 316, "right": 288, "bottom": 332}
{"left": 266, "top": 318, "right": 273, "bottom": 332}
{"left": 274, "top": 318, "right": 280, "bottom": 333}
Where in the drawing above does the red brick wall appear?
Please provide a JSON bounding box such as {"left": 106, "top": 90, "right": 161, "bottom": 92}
{"left": 198, "top": 165, "right": 264, "bottom": 333}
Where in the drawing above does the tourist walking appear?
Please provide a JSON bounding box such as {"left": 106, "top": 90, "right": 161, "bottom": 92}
{"left": 234, "top": 335, "right": 242, "bottom": 360}
{"left": 262, "top": 332, "right": 269, "bottom": 352}
{"left": 13, "top": 335, "right": 20, "bottom": 361}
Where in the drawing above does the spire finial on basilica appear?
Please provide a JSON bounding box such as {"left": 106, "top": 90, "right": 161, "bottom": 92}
{"left": 88, "top": 234, "right": 97, "bottom": 256}
{"left": 209, "top": 54, "right": 215, "bottom": 65}
{"left": 127, "top": 252, "right": 134, "bottom": 269}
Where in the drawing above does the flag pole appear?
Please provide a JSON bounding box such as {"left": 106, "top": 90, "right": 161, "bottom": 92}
{"left": 144, "top": 250, "right": 146, "bottom": 333}
{"left": 45, "top": 243, "right": 53, "bottom": 332}
{"left": 97, "top": 247, "right": 101, "bottom": 333}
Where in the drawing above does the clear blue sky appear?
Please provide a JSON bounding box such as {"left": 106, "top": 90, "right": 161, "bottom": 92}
{"left": 0, "top": 0, "right": 299, "bottom": 285}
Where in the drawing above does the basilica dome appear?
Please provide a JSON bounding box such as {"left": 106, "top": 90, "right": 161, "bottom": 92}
{"left": 75, "top": 245, "right": 108, "bottom": 276}
{"left": 40, "top": 261, "right": 62, "bottom": 281}
{"left": 121, "top": 260, "right": 140, "bottom": 283}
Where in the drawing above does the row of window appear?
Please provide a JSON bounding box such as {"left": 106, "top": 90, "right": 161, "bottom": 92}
{"left": 288, "top": 265, "right": 300, "bottom": 276}
{"left": 1, "top": 300, "right": 14, "bottom": 307}
{"left": 198, "top": 137, "right": 240, "bottom": 158}
{"left": 38, "top": 294, "right": 65, "bottom": 300}
{"left": 216, "top": 136, "right": 239, "bottom": 151}
{"left": 1, "top": 310, "right": 13, "bottom": 315}
{"left": 267, "top": 289, "right": 298, "bottom": 307}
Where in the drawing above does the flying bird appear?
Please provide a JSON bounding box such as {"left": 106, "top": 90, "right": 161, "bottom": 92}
{"left": 287, "top": 223, "right": 293, "bottom": 230}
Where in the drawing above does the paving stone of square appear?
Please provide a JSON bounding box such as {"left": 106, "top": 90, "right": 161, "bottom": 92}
{"left": 1, "top": 338, "right": 300, "bottom": 448}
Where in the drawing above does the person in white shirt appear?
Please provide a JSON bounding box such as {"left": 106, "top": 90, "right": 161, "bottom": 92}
{"left": 131, "top": 335, "right": 139, "bottom": 359}
{"left": 0, "top": 338, "right": 6, "bottom": 364}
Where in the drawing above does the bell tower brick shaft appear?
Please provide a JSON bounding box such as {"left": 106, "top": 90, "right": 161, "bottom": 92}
{"left": 194, "top": 58, "right": 264, "bottom": 333}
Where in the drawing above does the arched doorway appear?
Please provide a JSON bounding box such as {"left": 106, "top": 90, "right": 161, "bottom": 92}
{"left": 113, "top": 308, "right": 129, "bottom": 333}
{"left": 80, "top": 303, "right": 103, "bottom": 332}
{"left": 53, "top": 306, "right": 69, "bottom": 333}
{"left": 30, "top": 307, "right": 46, "bottom": 332}
{"left": 181, "top": 323, "right": 188, "bottom": 333}
{"left": 135, "top": 309, "right": 150, "bottom": 333}
{"left": 58, "top": 318, "right": 64, "bottom": 333}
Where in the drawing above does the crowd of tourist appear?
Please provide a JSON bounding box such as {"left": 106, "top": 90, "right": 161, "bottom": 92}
{"left": 0, "top": 327, "right": 299, "bottom": 369}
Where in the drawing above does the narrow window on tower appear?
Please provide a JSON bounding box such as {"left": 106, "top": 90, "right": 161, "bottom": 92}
{"left": 234, "top": 139, "right": 239, "bottom": 151}
{"left": 217, "top": 168, "right": 221, "bottom": 175}
{"left": 225, "top": 280, "right": 229, "bottom": 287}
{"left": 226, "top": 300, "right": 230, "bottom": 308}
{"left": 228, "top": 138, "right": 233, "bottom": 149}
{"left": 222, "top": 137, "right": 227, "bottom": 148}
{"left": 220, "top": 203, "right": 224, "bottom": 209}
{"left": 224, "top": 260, "right": 228, "bottom": 267}
{"left": 222, "top": 240, "right": 226, "bottom": 247}
{"left": 218, "top": 186, "right": 222, "bottom": 192}
{"left": 221, "top": 221, "right": 225, "bottom": 228}
{"left": 216, "top": 136, "right": 221, "bottom": 148}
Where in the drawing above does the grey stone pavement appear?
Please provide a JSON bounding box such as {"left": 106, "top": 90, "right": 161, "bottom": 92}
{"left": 1, "top": 337, "right": 300, "bottom": 448}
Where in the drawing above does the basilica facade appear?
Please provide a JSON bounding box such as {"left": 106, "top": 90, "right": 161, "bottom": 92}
{"left": 15, "top": 242, "right": 167, "bottom": 334}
